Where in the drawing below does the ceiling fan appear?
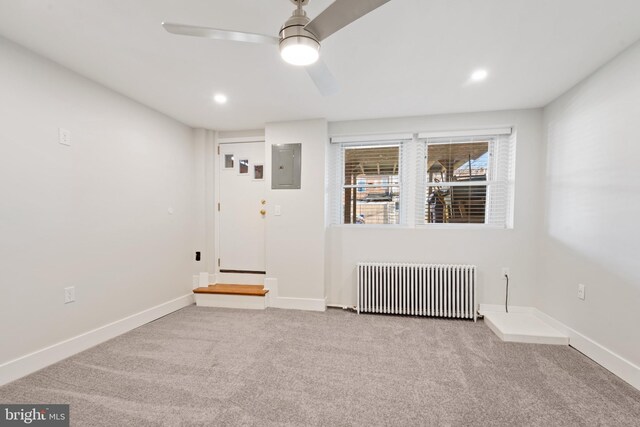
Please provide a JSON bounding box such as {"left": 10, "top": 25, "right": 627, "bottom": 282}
{"left": 162, "top": 0, "right": 391, "bottom": 96}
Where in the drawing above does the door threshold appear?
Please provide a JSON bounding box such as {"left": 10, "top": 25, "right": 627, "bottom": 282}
{"left": 220, "top": 269, "right": 266, "bottom": 275}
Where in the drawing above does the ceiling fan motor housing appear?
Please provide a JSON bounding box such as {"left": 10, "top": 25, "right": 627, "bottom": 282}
{"left": 279, "top": 8, "right": 320, "bottom": 65}
{"left": 289, "top": 0, "right": 310, "bottom": 6}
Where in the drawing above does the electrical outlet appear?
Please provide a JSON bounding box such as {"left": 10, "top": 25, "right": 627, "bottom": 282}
{"left": 501, "top": 267, "right": 510, "bottom": 278}
{"left": 64, "top": 286, "right": 75, "bottom": 304}
{"left": 58, "top": 128, "right": 71, "bottom": 146}
{"left": 578, "top": 283, "right": 585, "bottom": 300}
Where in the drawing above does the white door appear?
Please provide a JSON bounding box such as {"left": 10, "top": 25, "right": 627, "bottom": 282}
{"left": 218, "top": 142, "right": 266, "bottom": 273}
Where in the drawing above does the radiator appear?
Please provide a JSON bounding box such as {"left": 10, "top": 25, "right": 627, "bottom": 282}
{"left": 357, "top": 263, "right": 477, "bottom": 321}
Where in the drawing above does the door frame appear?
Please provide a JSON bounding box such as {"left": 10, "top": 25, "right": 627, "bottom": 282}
{"left": 214, "top": 135, "right": 266, "bottom": 279}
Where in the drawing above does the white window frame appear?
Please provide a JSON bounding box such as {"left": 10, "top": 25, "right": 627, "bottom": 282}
{"left": 334, "top": 139, "right": 409, "bottom": 226}
{"left": 417, "top": 132, "right": 514, "bottom": 229}
{"left": 328, "top": 129, "right": 514, "bottom": 229}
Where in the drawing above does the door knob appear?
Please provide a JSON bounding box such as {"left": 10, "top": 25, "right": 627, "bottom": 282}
{"left": 260, "top": 209, "right": 266, "bottom": 216}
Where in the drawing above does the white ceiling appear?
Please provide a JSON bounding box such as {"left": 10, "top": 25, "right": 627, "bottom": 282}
{"left": 1, "top": 0, "right": 640, "bottom": 130}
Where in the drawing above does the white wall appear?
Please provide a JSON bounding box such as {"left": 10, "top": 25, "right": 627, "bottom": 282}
{"left": 265, "top": 119, "right": 327, "bottom": 301}
{"left": 326, "top": 109, "right": 544, "bottom": 308}
{"left": 192, "top": 128, "right": 216, "bottom": 276}
{"left": 541, "top": 40, "right": 640, "bottom": 368}
{"left": 0, "top": 36, "right": 197, "bottom": 365}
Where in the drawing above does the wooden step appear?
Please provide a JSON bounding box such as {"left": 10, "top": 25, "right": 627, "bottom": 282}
{"left": 193, "top": 284, "right": 268, "bottom": 297}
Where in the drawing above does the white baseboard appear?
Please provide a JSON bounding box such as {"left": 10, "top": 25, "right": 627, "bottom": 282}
{"left": 263, "top": 278, "right": 326, "bottom": 312}
{"left": 271, "top": 297, "right": 327, "bottom": 312}
{"left": 534, "top": 310, "right": 640, "bottom": 391}
{"left": 0, "top": 293, "right": 194, "bottom": 386}
{"left": 326, "top": 304, "right": 355, "bottom": 310}
{"left": 479, "top": 304, "right": 639, "bottom": 391}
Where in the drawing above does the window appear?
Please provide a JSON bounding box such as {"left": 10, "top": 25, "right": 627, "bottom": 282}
{"left": 420, "top": 134, "right": 514, "bottom": 227}
{"left": 224, "top": 154, "right": 234, "bottom": 169}
{"left": 329, "top": 130, "right": 514, "bottom": 228}
{"left": 341, "top": 144, "right": 401, "bottom": 225}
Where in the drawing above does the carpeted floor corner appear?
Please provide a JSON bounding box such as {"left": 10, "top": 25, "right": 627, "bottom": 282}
{"left": 1, "top": 306, "right": 639, "bottom": 426}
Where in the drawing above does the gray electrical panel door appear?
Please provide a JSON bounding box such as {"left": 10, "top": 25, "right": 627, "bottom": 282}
{"left": 271, "top": 143, "right": 301, "bottom": 189}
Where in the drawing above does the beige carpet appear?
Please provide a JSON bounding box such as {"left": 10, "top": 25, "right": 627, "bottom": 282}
{"left": 1, "top": 306, "right": 639, "bottom": 426}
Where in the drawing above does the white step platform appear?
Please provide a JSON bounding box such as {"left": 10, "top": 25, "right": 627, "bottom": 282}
{"left": 480, "top": 306, "right": 569, "bottom": 345}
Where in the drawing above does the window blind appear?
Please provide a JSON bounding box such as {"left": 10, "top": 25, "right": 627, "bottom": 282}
{"left": 416, "top": 133, "right": 515, "bottom": 227}
{"left": 329, "top": 138, "right": 409, "bottom": 225}
{"left": 330, "top": 133, "right": 413, "bottom": 144}
{"left": 417, "top": 127, "right": 512, "bottom": 139}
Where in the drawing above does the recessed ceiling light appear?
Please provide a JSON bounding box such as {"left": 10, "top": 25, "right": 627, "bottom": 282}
{"left": 471, "top": 69, "right": 488, "bottom": 82}
{"left": 213, "top": 94, "right": 228, "bottom": 104}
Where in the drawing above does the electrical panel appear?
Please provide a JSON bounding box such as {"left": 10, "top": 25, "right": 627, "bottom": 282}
{"left": 271, "top": 143, "right": 301, "bottom": 189}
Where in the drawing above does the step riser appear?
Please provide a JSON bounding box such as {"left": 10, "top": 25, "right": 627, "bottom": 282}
{"left": 216, "top": 273, "right": 265, "bottom": 285}
{"left": 195, "top": 293, "right": 266, "bottom": 310}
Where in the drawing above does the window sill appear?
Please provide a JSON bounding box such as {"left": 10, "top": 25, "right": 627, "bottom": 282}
{"left": 330, "top": 223, "right": 513, "bottom": 231}
{"left": 416, "top": 223, "right": 512, "bottom": 230}
{"left": 330, "top": 224, "right": 412, "bottom": 230}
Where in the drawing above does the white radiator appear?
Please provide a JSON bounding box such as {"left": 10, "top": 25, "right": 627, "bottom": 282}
{"left": 357, "top": 263, "right": 477, "bottom": 321}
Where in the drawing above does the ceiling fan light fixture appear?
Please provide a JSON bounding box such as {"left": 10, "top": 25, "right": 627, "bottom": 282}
{"left": 280, "top": 36, "right": 320, "bottom": 66}
{"left": 163, "top": 0, "right": 391, "bottom": 93}
{"left": 278, "top": 6, "right": 320, "bottom": 66}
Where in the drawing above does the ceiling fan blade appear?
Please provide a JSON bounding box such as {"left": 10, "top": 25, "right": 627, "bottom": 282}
{"left": 306, "top": 59, "right": 340, "bottom": 96}
{"left": 162, "top": 22, "right": 279, "bottom": 45}
{"left": 304, "top": 0, "right": 391, "bottom": 42}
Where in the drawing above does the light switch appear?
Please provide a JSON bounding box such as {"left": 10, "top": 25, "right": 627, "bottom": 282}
{"left": 275, "top": 205, "right": 281, "bottom": 216}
